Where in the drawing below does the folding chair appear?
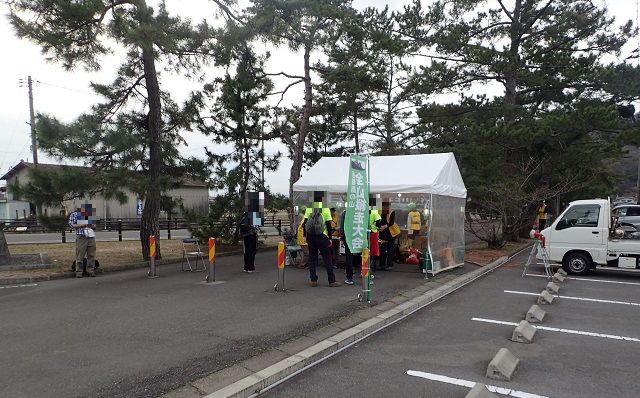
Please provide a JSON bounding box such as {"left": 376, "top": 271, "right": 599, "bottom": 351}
{"left": 286, "top": 236, "right": 303, "bottom": 266}
{"left": 181, "top": 238, "right": 206, "bottom": 272}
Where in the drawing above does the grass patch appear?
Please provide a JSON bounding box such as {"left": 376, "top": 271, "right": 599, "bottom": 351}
{"left": 8, "top": 235, "right": 286, "bottom": 271}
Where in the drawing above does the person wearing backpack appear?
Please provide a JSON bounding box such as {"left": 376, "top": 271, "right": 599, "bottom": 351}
{"left": 302, "top": 191, "right": 341, "bottom": 287}
{"left": 238, "top": 204, "right": 261, "bottom": 273}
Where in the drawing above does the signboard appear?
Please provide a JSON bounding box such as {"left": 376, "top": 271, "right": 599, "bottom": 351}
{"left": 344, "top": 154, "right": 369, "bottom": 254}
{"left": 137, "top": 199, "right": 143, "bottom": 215}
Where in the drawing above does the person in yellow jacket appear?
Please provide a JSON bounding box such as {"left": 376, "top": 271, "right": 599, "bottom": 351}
{"left": 296, "top": 206, "right": 309, "bottom": 269}
{"left": 302, "top": 191, "right": 341, "bottom": 287}
{"left": 538, "top": 200, "right": 549, "bottom": 231}
{"left": 406, "top": 203, "right": 421, "bottom": 239}
{"left": 379, "top": 198, "right": 401, "bottom": 271}
{"left": 369, "top": 197, "right": 382, "bottom": 276}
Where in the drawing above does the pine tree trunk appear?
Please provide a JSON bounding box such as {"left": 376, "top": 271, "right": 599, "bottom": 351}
{"left": 137, "top": 0, "right": 163, "bottom": 260}
{"left": 288, "top": 46, "right": 313, "bottom": 200}
{"left": 500, "top": 0, "right": 522, "bottom": 242}
{"left": 353, "top": 107, "right": 359, "bottom": 154}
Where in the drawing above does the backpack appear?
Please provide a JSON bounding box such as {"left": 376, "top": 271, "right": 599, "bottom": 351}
{"left": 239, "top": 214, "right": 255, "bottom": 237}
{"left": 305, "top": 209, "right": 325, "bottom": 235}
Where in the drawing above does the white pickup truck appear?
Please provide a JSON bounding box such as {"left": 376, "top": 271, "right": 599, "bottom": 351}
{"left": 538, "top": 198, "right": 640, "bottom": 275}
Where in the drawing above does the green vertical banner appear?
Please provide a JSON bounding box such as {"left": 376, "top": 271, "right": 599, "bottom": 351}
{"left": 345, "top": 154, "right": 369, "bottom": 254}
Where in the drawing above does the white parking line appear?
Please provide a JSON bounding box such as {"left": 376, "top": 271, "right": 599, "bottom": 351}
{"left": 406, "top": 370, "right": 550, "bottom": 398}
{"left": 528, "top": 273, "right": 640, "bottom": 286}
{"left": 569, "top": 277, "right": 640, "bottom": 286}
{"left": 0, "top": 283, "right": 38, "bottom": 289}
{"left": 472, "top": 318, "right": 640, "bottom": 343}
{"left": 504, "top": 290, "right": 640, "bottom": 307}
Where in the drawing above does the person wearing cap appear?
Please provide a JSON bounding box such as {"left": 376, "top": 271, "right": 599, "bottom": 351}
{"left": 406, "top": 202, "right": 422, "bottom": 239}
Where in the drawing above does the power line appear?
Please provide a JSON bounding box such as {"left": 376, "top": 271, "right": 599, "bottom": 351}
{"left": 34, "top": 79, "right": 98, "bottom": 96}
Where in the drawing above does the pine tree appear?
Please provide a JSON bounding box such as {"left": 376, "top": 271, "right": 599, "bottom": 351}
{"left": 403, "top": 0, "right": 638, "bottom": 245}
{"left": 185, "top": 47, "right": 282, "bottom": 244}
{"left": 241, "top": 0, "right": 356, "bottom": 200}
{"left": 7, "top": 0, "right": 229, "bottom": 259}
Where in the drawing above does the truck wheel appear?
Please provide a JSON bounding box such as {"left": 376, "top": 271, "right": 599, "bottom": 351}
{"left": 563, "top": 253, "right": 591, "bottom": 276}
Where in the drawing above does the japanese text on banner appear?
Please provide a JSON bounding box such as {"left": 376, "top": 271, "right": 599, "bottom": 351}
{"left": 345, "top": 155, "right": 369, "bottom": 253}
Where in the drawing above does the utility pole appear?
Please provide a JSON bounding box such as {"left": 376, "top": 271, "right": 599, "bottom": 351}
{"left": 27, "top": 76, "right": 38, "bottom": 165}
{"left": 19, "top": 76, "right": 41, "bottom": 218}
{"left": 261, "top": 123, "right": 265, "bottom": 190}
{"left": 637, "top": 146, "right": 640, "bottom": 204}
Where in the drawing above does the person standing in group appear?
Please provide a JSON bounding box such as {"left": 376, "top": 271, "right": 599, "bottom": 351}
{"left": 69, "top": 203, "right": 97, "bottom": 278}
{"left": 239, "top": 191, "right": 263, "bottom": 273}
{"left": 296, "top": 206, "right": 310, "bottom": 269}
{"left": 379, "top": 198, "right": 400, "bottom": 271}
{"left": 406, "top": 202, "right": 421, "bottom": 239}
{"left": 538, "top": 200, "right": 549, "bottom": 231}
{"left": 369, "top": 195, "right": 382, "bottom": 279}
{"left": 303, "top": 191, "right": 341, "bottom": 287}
{"left": 330, "top": 207, "right": 341, "bottom": 266}
{"left": 339, "top": 208, "right": 354, "bottom": 285}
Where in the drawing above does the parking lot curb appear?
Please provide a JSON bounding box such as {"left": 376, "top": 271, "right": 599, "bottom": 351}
{"left": 195, "top": 255, "right": 514, "bottom": 398}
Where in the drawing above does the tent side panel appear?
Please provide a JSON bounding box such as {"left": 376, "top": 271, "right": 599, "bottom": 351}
{"left": 429, "top": 194, "right": 466, "bottom": 275}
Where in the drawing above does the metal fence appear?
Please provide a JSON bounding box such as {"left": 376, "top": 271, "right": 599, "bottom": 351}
{"left": 1, "top": 214, "right": 292, "bottom": 235}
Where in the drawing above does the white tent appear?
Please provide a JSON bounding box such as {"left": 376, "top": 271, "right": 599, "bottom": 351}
{"left": 293, "top": 153, "right": 466, "bottom": 198}
{"left": 293, "top": 153, "right": 467, "bottom": 276}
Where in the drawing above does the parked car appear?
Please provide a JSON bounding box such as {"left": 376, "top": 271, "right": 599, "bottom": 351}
{"left": 539, "top": 199, "right": 640, "bottom": 275}
{"left": 613, "top": 204, "right": 640, "bottom": 229}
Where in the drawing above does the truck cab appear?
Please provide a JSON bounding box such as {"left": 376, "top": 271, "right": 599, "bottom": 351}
{"left": 539, "top": 199, "right": 640, "bottom": 275}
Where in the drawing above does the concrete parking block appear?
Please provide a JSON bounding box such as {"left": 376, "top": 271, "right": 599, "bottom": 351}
{"left": 526, "top": 304, "right": 546, "bottom": 323}
{"left": 537, "top": 290, "right": 554, "bottom": 304}
{"left": 511, "top": 320, "right": 537, "bottom": 343}
{"left": 556, "top": 268, "right": 567, "bottom": 277}
{"left": 486, "top": 348, "right": 520, "bottom": 381}
{"left": 552, "top": 273, "right": 565, "bottom": 283}
{"left": 545, "top": 281, "right": 560, "bottom": 294}
{"left": 465, "top": 383, "right": 499, "bottom": 398}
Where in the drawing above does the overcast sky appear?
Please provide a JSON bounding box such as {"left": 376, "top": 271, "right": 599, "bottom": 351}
{"left": 0, "top": 0, "right": 635, "bottom": 195}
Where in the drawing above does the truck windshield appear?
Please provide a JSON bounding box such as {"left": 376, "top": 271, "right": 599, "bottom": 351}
{"left": 557, "top": 205, "right": 600, "bottom": 229}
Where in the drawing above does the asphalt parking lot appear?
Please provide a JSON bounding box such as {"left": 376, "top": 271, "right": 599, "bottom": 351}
{"left": 265, "top": 250, "right": 640, "bottom": 398}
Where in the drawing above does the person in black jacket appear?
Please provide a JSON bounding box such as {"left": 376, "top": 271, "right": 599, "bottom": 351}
{"left": 339, "top": 209, "right": 354, "bottom": 284}
{"left": 379, "top": 198, "right": 398, "bottom": 271}
{"left": 239, "top": 192, "right": 263, "bottom": 273}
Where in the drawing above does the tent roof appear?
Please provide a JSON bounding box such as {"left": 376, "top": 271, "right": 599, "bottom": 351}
{"left": 293, "top": 153, "right": 467, "bottom": 198}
